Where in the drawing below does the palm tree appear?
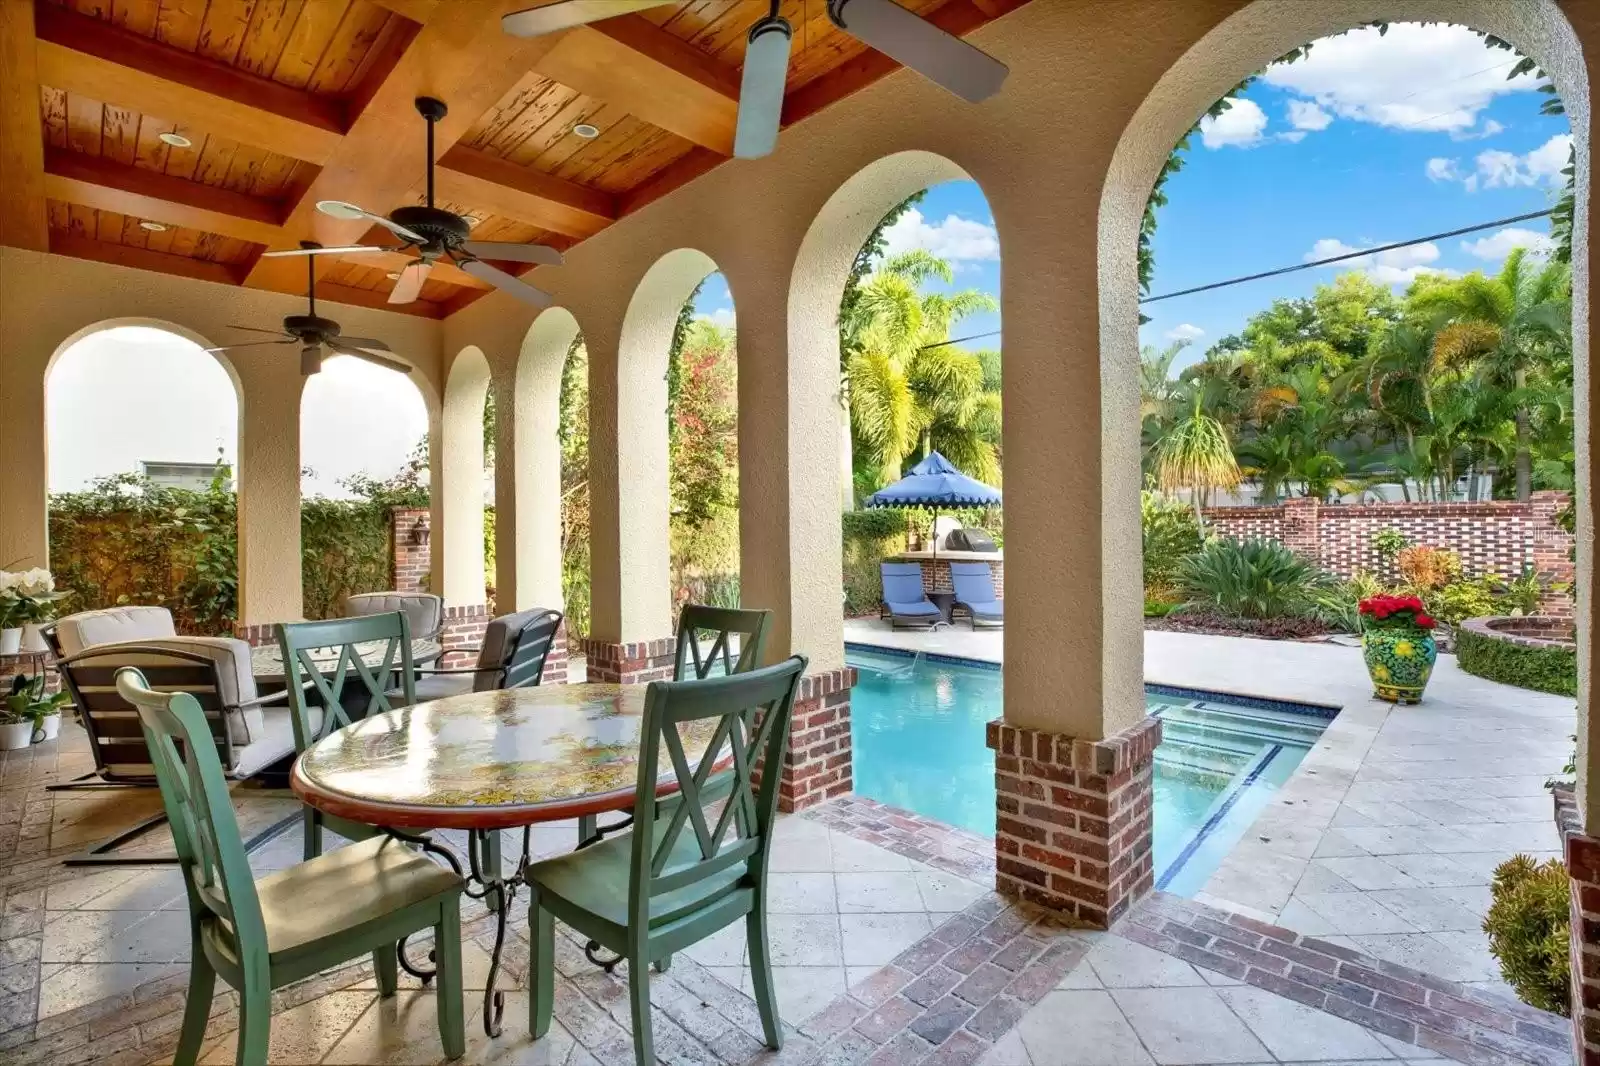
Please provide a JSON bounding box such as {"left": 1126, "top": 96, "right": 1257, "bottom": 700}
{"left": 1150, "top": 380, "right": 1241, "bottom": 531}
{"left": 1409, "top": 247, "right": 1571, "bottom": 499}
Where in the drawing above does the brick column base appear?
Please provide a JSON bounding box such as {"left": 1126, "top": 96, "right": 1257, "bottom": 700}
{"left": 1555, "top": 785, "right": 1600, "bottom": 1064}
{"left": 580, "top": 637, "right": 675, "bottom": 684}
{"left": 987, "top": 714, "right": 1162, "bottom": 928}
{"left": 439, "top": 604, "right": 490, "bottom": 668}
{"left": 769, "top": 667, "right": 856, "bottom": 813}
{"left": 540, "top": 623, "right": 569, "bottom": 685}
{"left": 232, "top": 622, "right": 276, "bottom": 646}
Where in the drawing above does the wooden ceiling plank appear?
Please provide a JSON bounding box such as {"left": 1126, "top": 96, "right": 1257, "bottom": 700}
{"left": 617, "top": 144, "right": 723, "bottom": 216}
{"left": 2, "top": 0, "right": 49, "bottom": 250}
{"left": 364, "top": 0, "right": 439, "bottom": 23}
{"left": 269, "top": 0, "right": 351, "bottom": 90}
{"left": 341, "top": 12, "right": 421, "bottom": 119}
{"left": 503, "top": 91, "right": 602, "bottom": 169}
{"left": 110, "top": 0, "right": 159, "bottom": 36}
{"left": 534, "top": 17, "right": 739, "bottom": 154}
{"left": 34, "top": 0, "right": 347, "bottom": 163}
{"left": 101, "top": 102, "right": 141, "bottom": 165}
{"left": 43, "top": 146, "right": 284, "bottom": 243}
{"left": 308, "top": 3, "right": 392, "bottom": 95}
{"left": 50, "top": 229, "right": 247, "bottom": 284}
{"left": 235, "top": 0, "right": 307, "bottom": 78}
{"left": 435, "top": 145, "right": 615, "bottom": 239}
{"left": 195, "top": 0, "right": 259, "bottom": 66}
{"left": 154, "top": 0, "right": 208, "bottom": 52}
{"left": 65, "top": 93, "right": 104, "bottom": 156}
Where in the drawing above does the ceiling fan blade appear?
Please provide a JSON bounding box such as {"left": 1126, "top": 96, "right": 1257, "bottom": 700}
{"left": 225, "top": 324, "right": 292, "bottom": 335}
{"left": 829, "top": 0, "right": 1007, "bottom": 103}
{"left": 459, "top": 259, "right": 553, "bottom": 308}
{"left": 502, "top": 0, "right": 671, "bottom": 37}
{"left": 333, "top": 335, "right": 393, "bottom": 353}
{"left": 734, "top": 16, "right": 792, "bottom": 159}
{"left": 387, "top": 262, "right": 431, "bottom": 305}
{"left": 329, "top": 344, "right": 412, "bottom": 374}
{"left": 300, "top": 344, "right": 324, "bottom": 377}
{"left": 260, "top": 245, "right": 389, "bottom": 258}
{"left": 204, "top": 339, "right": 296, "bottom": 353}
{"left": 459, "top": 241, "right": 564, "bottom": 266}
{"left": 315, "top": 200, "right": 426, "bottom": 243}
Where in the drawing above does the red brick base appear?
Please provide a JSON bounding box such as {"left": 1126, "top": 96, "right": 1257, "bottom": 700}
{"left": 580, "top": 637, "right": 675, "bottom": 684}
{"left": 232, "top": 621, "right": 275, "bottom": 646}
{"left": 1555, "top": 785, "right": 1600, "bottom": 1065}
{"left": 439, "top": 603, "right": 489, "bottom": 669}
{"left": 773, "top": 667, "right": 857, "bottom": 813}
{"left": 541, "top": 623, "right": 569, "bottom": 686}
{"left": 986, "top": 714, "right": 1163, "bottom": 928}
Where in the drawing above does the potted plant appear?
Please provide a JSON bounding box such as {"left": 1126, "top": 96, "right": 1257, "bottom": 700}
{"left": 0, "top": 590, "right": 18, "bottom": 656}
{"left": 0, "top": 569, "right": 67, "bottom": 655}
{"left": 5, "top": 674, "right": 70, "bottom": 745}
{"left": 1358, "top": 594, "right": 1438, "bottom": 704}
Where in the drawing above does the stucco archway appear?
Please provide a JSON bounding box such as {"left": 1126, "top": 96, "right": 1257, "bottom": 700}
{"left": 438, "top": 345, "right": 492, "bottom": 608}
{"left": 506, "top": 307, "right": 582, "bottom": 614}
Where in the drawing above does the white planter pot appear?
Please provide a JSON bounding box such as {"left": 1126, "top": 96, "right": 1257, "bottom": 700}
{"left": 38, "top": 713, "right": 59, "bottom": 741}
{"left": 19, "top": 624, "right": 47, "bottom": 655}
{"left": 0, "top": 628, "right": 19, "bottom": 656}
{"left": 0, "top": 722, "right": 33, "bottom": 750}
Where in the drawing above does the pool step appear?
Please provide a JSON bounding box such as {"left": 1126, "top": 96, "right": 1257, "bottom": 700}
{"left": 1151, "top": 702, "right": 1325, "bottom": 748}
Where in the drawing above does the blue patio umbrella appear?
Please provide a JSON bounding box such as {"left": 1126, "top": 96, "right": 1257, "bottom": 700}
{"left": 865, "top": 451, "right": 1001, "bottom": 560}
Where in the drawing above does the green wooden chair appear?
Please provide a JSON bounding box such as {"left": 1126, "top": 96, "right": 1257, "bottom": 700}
{"left": 523, "top": 654, "right": 808, "bottom": 1066}
{"left": 113, "top": 666, "right": 467, "bottom": 1066}
{"left": 274, "top": 612, "right": 417, "bottom": 859}
{"left": 674, "top": 604, "right": 772, "bottom": 680}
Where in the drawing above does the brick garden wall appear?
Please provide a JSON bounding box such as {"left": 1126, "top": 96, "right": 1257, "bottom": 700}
{"left": 1202, "top": 492, "right": 1575, "bottom": 615}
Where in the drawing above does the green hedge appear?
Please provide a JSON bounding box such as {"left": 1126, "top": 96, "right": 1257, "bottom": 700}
{"left": 1457, "top": 625, "right": 1577, "bottom": 696}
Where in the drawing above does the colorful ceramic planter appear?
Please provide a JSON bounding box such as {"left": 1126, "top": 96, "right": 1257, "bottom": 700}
{"left": 1362, "top": 624, "right": 1437, "bottom": 704}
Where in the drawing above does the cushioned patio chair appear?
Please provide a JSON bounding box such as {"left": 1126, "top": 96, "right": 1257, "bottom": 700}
{"left": 949, "top": 562, "right": 1004, "bottom": 628}
{"left": 880, "top": 562, "right": 943, "bottom": 629}
{"left": 523, "top": 655, "right": 808, "bottom": 1066}
{"left": 402, "top": 607, "right": 563, "bottom": 703}
{"left": 114, "top": 666, "right": 466, "bottom": 1066}
{"left": 344, "top": 591, "right": 444, "bottom": 642}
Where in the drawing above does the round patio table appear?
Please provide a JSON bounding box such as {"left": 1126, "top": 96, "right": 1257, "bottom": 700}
{"left": 290, "top": 683, "right": 726, "bottom": 1036}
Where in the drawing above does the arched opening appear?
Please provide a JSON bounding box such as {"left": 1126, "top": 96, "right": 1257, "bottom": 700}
{"left": 43, "top": 321, "right": 240, "bottom": 635}
{"left": 438, "top": 346, "right": 493, "bottom": 611}
{"left": 298, "top": 352, "right": 431, "bottom": 619}
{"left": 512, "top": 308, "right": 582, "bottom": 621}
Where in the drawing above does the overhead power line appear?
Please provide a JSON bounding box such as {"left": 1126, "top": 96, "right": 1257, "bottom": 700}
{"left": 917, "top": 207, "right": 1556, "bottom": 351}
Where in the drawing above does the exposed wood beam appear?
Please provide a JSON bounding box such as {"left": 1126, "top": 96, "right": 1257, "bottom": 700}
{"left": 49, "top": 231, "right": 248, "bottom": 286}
{"left": 249, "top": 0, "right": 567, "bottom": 292}
{"left": 43, "top": 149, "right": 283, "bottom": 245}
{"left": 436, "top": 146, "right": 615, "bottom": 238}
{"left": 618, "top": 146, "right": 724, "bottom": 217}
{"left": 367, "top": 0, "right": 443, "bottom": 23}
{"left": 0, "top": 0, "right": 47, "bottom": 250}
{"left": 33, "top": 2, "right": 347, "bottom": 165}
{"left": 536, "top": 18, "right": 739, "bottom": 154}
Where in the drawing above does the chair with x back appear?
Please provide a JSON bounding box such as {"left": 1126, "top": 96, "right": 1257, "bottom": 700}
{"left": 113, "top": 666, "right": 466, "bottom": 1066}
{"left": 275, "top": 612, "right": 417, "bottom": 859}
{"left": 674, "top": 604, "right": 772, "bottom": 680}
{"left": 522, "top": 655, "right": 807, "bottom": 1065}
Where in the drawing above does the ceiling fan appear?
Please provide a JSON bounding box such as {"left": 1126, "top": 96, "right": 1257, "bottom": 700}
{"left": 205, "top": 243, "right": 412, "bottom": 377}
{"left": 501, "top": 0, "right": 1009, "bottom": 159}
{"left": 263, "top": 97, "right": 561, "bottom": 308}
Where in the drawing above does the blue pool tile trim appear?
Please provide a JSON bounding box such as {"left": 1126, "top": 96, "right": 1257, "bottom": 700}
{"left": 1154, "top": 742, "right": 1283, "bottom": 891}
{"left": 845, "top": 641, "right": 1002, "bottom": 671}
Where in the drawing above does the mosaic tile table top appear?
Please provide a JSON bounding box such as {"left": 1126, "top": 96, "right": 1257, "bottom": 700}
{"left": 291, "top": 683, "right": 723, "bottom": 829}
{"left": 249, "top": 639, "right": 442, "bottom": 681}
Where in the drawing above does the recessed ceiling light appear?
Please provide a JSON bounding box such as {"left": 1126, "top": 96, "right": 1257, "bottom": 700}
{"left": 158, "top": 131, "right": 192, "bottom": 149}
{"left": 138, "top": 220, "right": 167, "bottom": 232}
{"left": 572, "top": 123, "right": 600, "bottom": 139}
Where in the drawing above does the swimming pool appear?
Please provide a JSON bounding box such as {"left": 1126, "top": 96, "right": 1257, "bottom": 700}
{"left": 846, "top": 645, "right": 1332, "bottom": 896}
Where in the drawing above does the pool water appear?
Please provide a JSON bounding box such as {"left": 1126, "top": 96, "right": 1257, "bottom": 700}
{"left": 846, "top": 647, "right": 1331, "bottom": 897}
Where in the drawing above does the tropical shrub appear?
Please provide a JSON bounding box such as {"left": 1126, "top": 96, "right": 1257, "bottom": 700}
{"left": 1371, "top": 527, "right": 1408, "bottom": 565}
{"left": 1396, "top": 546, "right": 1462, "bottom": 591}
{"left": 1484, "top": 855, "right": 1570, "bottom": 1015}
{"left": 1141, "top": 490, "right": 1201, "bottom": 592}
{"left": 1176, "top": 538, "right": 1331, "bottom": 620}
{"left": 1457, "top": 625, "right": 1577, "bottom": 696}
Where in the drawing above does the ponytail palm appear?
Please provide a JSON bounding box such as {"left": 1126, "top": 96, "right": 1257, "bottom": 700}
{"left": 1152, "top": 391, "right": 1241, "bottom": 531}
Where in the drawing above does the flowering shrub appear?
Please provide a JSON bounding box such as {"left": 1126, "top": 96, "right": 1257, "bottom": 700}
{"left": 1358, "top": 594, "right": 1436, "bottom": 630}
{"left": 0, "top": 569, "right": 67, "bottom": 628}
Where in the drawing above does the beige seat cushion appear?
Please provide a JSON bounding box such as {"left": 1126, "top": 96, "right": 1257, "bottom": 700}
{"left": 72, "top": 638, "right": 260, "bottom": 745}
{"left": 202, "top": 836, "right": 462, "bottom": 962}
{"left": 55, "top": 606, "right": 176, "bottom": 656}
{"left": 227, "top": 706, "right": 319, "bottom": 778}
{"left": 344, "top": 592, "right": 443, "bottom": 639}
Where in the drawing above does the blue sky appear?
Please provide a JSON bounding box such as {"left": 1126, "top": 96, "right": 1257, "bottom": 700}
{"left": 691, "top": 24, "right": 1575, "bottom": 382}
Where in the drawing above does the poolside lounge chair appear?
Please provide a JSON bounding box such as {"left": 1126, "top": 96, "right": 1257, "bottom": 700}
{"left": 950, "top": 562, "right": 1004, "bottom": 628}
{"left": 880, "top": 562, "right": 943, "bottom": 629}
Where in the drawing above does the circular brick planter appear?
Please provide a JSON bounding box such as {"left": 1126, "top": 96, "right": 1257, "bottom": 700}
{"left": 1456, "top": 615, "right": 1577, "bottom": 695}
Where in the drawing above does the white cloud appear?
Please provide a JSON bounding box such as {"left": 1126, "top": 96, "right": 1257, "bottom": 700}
{"left": 1278, "top": 131, "right": 1307, "bottom": 144}
{"left": 1460, "top": 227, "right": 1553, "bottom": 260}
{"left": 1425, "top": 157, "right": 1460, "bottom": 182}
{"left": 1450, "top": 119, "right": 1505, "bottom": 141}
{"left": 1164, "top": 323, "right": 1206, "bottom": 342}
{"left": 696, "top": 307, "right": 736, "bottom": 330}
{"left": 1286, "top": 99, "right": 1332, "bottom": 131}
{"left": 880, "top": 207, "right": 1000, "bottom": 263}
{"left": 1305, "top": 237, "right": 1453, "bottom": 287}
{"left": 1199, "top": 98, "right": 1267, "bottom": 148}
{"left": 1475, "top": 133, "right": 1573, "bottom": 188}
{"left": 1263, "top": 23, "right": 1539, "bottom": 134}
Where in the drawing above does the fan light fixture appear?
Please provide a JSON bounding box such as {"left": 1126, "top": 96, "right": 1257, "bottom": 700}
{"left": 158, "top": 131, "right": 192, "bottom": 148}
{"left": 315, "top": 200, "right": 368, "bottom": 221}
{"left": 572, "top": 123, "right": 601, "bottom": 139}
{"left": 138, "top": 220, "right": 167, "bottom": 232}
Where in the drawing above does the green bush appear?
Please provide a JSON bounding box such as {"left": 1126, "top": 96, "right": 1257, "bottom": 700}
{"left": 841, "top": 506, "right": 1001, "bottom": 615}
{"left": 1177, "top": 537, "right": 1332, "bottom": 620}
{"left": 1142, "top": 490, "right": 1200, "bottom": 591}
{"left": 1484, "top": 855, "right": 1570, "bottom": 1015}
{"left": 1457, "top": 624, "right": 1577, "bottom": 695}
{"left": 1427, "top": 576, "right": 1503, "bottom": 626}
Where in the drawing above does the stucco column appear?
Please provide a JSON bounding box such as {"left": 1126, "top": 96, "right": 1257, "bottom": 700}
{"left": 0, "top": 325, "right": 49, "bottom": 573}
{"left": 498, "top": 318, "right": 568, "bottom": 615}
{"left": 233, "top": 358, "right": 303, "bottom": 632}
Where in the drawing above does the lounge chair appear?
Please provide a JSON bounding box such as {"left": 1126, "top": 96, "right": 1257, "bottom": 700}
{"left": 880, "top": 562, "right": 943, "bottom": 629}
{"left": 949, "top": 562, "right": 1004, "bottom": 628}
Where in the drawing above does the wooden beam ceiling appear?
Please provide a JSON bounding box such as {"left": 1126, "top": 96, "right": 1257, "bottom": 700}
{"left": 32, "top": 2, "right": 347, "bottom": 165}
{"left": 50, "top": 231, "right": 246, "bottom": 286}
{"left": 436, "top": 146, "right": 615, "bottom": 237}
{"left": 1, "top": 0, "right": 47, "bottom": 251}
{"left": 42, "top": 149, "right": 283, "bottom": 246}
